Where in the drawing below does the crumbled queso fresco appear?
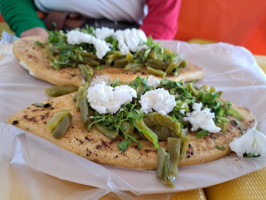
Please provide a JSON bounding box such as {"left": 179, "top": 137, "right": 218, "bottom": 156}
{"left": 147, "top": 75, "right": 160, "bottom": 88}
{"left": 183, "top": 102, "right": 221, "bottom": 133}
{"left": 67, "top": 28, "right": 148, "bottom": 59}
{"left": 67, "top": 30, "right": 110, "bottom": 59}
{"left": 229, "top": 128, "right": 266, "bottom": 157}
{"left": 139, "top": 88, "right": 176, "bottom": 115}
{"left": 87, "top": 83, "right": 137, "bottom": 114}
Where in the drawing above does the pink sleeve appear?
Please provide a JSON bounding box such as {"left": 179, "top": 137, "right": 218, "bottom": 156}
{"left": 140, "top": 0, "right": 181, "bottom": 40}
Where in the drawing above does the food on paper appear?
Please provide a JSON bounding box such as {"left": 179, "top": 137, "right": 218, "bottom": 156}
{"left": 8, "top": 76, "right": 257, "bottom": 186}
{"left": 12, "top": 28, "right": 204, "bottom": 87}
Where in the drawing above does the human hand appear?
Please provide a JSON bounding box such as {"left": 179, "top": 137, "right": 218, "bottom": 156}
{"left": 20, "top": 27, "right": 48, "bottom": 37}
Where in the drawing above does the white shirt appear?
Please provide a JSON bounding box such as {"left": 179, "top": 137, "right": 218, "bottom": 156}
{"left": 34, "top": 0, "right": 146, "bottom": 23}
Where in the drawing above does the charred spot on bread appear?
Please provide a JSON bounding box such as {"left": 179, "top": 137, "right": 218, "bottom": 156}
{"left": 75, "top": 137, "right": 84, "bottom": 145}
{"left": 12, "top": 120, "right": 19, "bottom": 125}
{"left": 23, "top": 115, "right": 38, "bottom": 123}
{"left": 85, "top": 136, "right": 93, "bottom": 142}
{"left": 101, "top": 141, "right": 109, "bottom": 148}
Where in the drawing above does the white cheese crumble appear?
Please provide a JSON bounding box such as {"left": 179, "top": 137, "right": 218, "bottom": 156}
{"left": 67, "top": 28, "right": 148, "bottom": 58}
{"left": 87, "top": 83, "right": 136, "bottom": 114}
{"left": 95, "top": 27, "right": 114, "bottom": 40}
{"left": 67, "top": 30, "right": 110, "bottom": 59}
{"left": 147, "top": 75, "right": 160, "bottom": 88}
{"left": 90, "top": 75, "right": 111, "bottom": 86}
{"left": 67, "top": 30, "right": 94, "bottom": 45}
{"left": 19, "top": 61, "right": 35, "bottom": 77}
{"left": 229, "top": 128, "right": 266, "bottom": 157}
{"left": 113, "top": 28, "right": 148, "bottom": 55}
{"left": 183, "top": 102, "right": 221, "bottom": 133}
{"left": 180, "top": 109, "right": 185, "bottom": 114}
{"left": 123, "top": 28, "right": 147, "bottom": 52}
{"left": 93, "top": 39, "right": 111, "bottom": 59}
{"left": 115, "top": 30, "right": 129, "bottom": 55}
{"left": 140, "top": 88, "right": 176, "bottom": 115}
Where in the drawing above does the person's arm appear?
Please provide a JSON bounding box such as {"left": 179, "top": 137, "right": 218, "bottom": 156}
{"left": 140, "top": 0, "right": 181, "bottom": 40}
{"left": 0, "top": 0, "right": 47, "bottom": 37}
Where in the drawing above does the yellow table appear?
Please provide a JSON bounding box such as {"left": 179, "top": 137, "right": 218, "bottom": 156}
{"left": 204, "top": 167, "right": 266, "bottom": 200}
{"left": 254, "top": 55, "right": 266, "bottom": 73}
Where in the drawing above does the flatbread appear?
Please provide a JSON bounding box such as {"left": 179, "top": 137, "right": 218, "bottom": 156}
{"left": 7, "top": 93, "right": 256, "bottom": 170}
{"left": 13, "top": 36, "right": 204, "bottom": 87}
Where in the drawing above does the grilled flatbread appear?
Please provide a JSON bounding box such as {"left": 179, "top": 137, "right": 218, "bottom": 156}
{"left": 7, "top": 93, "right": 256, "bottom": 170}
{"left": 13, "top": 36, "right": 204, "bottom": 87}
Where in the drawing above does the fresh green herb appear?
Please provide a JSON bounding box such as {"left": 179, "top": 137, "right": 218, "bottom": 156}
{"left": 247, "top": 153, "right": 254, "bottom": 158}
{"left": 111, "top": 78, "right": 120, "bottom": 87}
{"left": 35, "top": 41, "right": 45, "bottom": 46}
{"left": 131, "top": 76, "right": 150, "bottom": 97}
{"left": 216, "top": 144, "right": 225, "bottom": 151}
{"left": 172, "top": 67, "right": 179, "bottom": 76}
{"left": 244, "top": 153, "right": 260, "bottom": 158}
{"left": 196, "top": 130, "right": 209, "bottom": 138}
{"left": 117, "top": 137, "right": 131, "bottom": 152}
{"left": 202, "top": 93, "right": 219, "bottom": 106}
{"left": 96, "top": 66, "right": 103, "bottom": 70}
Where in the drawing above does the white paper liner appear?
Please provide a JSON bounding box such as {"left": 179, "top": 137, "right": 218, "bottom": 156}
{"left": 0, "top": 39, "right": 265, "bottom": 199}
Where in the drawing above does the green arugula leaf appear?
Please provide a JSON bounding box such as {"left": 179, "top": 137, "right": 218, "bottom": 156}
{"left": 111, "top": 78, "right": 120, "bottom": 87}
{"left": 96, "top": 66, "right": 103, "bottom": 70}
{"left": 127, "top": 110, "right": 144, "bottom": 121}
{"left": 216, "top": 144, "right": 225, "bottom": 151}
{"left": 196, "top": 130, "right": 209, "bottom": 138}
{"left": 118, "top": 137, "right": 131, "bottom": 152}
{"left": 35, "top": 41, "right": 45, "bottom": 46}
{"left": 105, "top": 36, "right": 118, "bottom": 51}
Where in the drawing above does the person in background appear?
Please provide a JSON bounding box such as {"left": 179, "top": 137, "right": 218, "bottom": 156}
{"left": 0, "top": 0, "right": 181, "bottom": 40}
